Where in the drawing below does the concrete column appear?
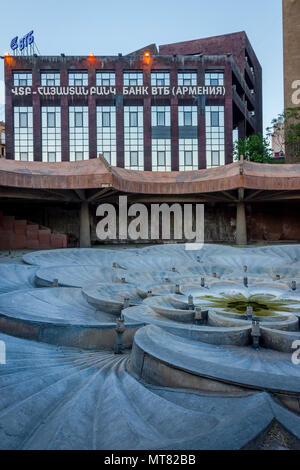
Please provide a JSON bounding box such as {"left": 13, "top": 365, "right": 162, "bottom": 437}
{"left": 236, "top": 202, "right": 247, "bottom": 245}
{"left": 238, "top": 119, "right": 246, "bottom": 141}
{"left": 80, "top": 201, "right": 91, "bottom": 248}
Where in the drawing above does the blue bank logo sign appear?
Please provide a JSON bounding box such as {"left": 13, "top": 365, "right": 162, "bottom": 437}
{"left": 10, "top": 30, "right": 34, "bottom": 52}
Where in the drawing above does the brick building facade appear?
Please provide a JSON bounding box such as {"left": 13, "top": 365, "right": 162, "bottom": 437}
{"left": 4, "top": 31, "right": 262, "bottom": 170}
{"left": 282, "top": 0, "right": 300, "bottom": 163}
{"left": 0, "top": 122, "right": 5, "bottom": 158}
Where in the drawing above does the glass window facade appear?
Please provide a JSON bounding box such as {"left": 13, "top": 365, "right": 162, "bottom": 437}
{"left": 96, "top": 106, "right": 116, "bottom": 165}
{"left": 151, "top": 72, "right": 170, "bottom": 86}
{"left": 96, "top": 72, "right": 115, "bottom": 86}
{"left": 178, "top": 106, "right": 198, "bottom": 171}
{"left": 151, "top": 106, "right": 171, "bottom": 127}
{"left": 41, "top": 107, "right": 61, "bottom": 162}
{"left": 206, "top": 106, "right": 225, "bottom": 168}
{"left": 178, "top": 106, "right": 198, "bottom": 127}
{"left": 69, "top": 106, "right": 89, "bottom": 161}
{"left": 151, "top": 106, "right": 171, "bottom": 171}
{"left": 178, "top": 72, "right": 197, "bottom": 86}
{"left": 124, "top": 106, "right": 144, "bottom": 170}
{"left": 152, "top": 140, "right": 171, "bottom": 171}
{"left": 13, "top": 72, "right": 32, "bottom": 87}
{"left": 123, "top": 72, "right": 143, "bottom": 86}
{"left": 205, "top": 72, "right": 224, "bottom": 86}
{"left": 41, "top": 72, "right": 60, "bottom": 86}
{"left": 179, "top": 139, "right": 198, "bottom": 171}
{"left": 14, "top": 107, "right": 33, "bottom": 161}
{"left": 68, "top": 72, "right": 88, "bottom": 86}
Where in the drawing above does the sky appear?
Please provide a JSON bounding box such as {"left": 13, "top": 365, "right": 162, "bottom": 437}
{"left": 0, "top": 0, "right": 283, "bottom": 133}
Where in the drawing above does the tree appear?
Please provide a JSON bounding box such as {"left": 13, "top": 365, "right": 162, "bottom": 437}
{"left": 233, "top": 133, "right": 273, "bottom": 163}
{"left": 267, "top": 107, "right": 300, "bottom": 161}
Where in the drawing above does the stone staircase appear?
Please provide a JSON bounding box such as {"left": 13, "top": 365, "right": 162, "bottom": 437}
{"left": 0, "top": 212, "right": 67, "bottom": 250}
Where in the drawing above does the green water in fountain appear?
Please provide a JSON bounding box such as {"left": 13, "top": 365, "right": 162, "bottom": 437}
{"left": 197, "top": 293, "right": 300, "bottom": 317}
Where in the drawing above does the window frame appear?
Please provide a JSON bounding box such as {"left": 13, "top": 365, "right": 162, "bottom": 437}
{"left": 75, "top": 151, "right": 84, "bottom": 161}
{"left": 20, "top": 151, "right": 29, "bottom": 161}
{"left": 130, "top": 150, "right": 138, "bottom": 167}
{"left": 211, "top": 111, "right": 220, "bottom": 127}
{"left": 102, "top": 111, "right": 111, "bottom": 128}
{"left": 184, "top": 150, "right": 193, "bottom": 166}
{"left": 183, "top": 111, "right": 192, "bottom": 127}
{"left": 157, "top": 150, "right": 166, "bottom": 167}
{"left": 129, "top": 111, "right": 138, "bottom": 127}
{"left": 75, "top": 111, "right": 84, "bottom": 128}
{"left": 19, "top": 112, "right": 28, "bottom": 128}
{"left": 47, "top": 111, "right": 56, "bottom": 128}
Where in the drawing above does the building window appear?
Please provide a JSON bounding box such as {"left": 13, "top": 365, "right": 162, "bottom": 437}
{"left": 205, "top": 72, "right": 224, "bottom": 86}
{"left": 152, "top": 140, "right": 171, "bottom": 171}
{"left": 211, "top": 111, "right": 219, "bottom": 127}
{"left": 42, "top": 106, "right": 61, "bottom": 163}
{"left": 178, "top": 72, "right": 197, "bottom": 86}
{"left": 206, "top": 106, "right": 225, "bottom": 168}
{"left": 47, "top": 111, "right": 56, "bottom": 128}
{"left": 75, "top": 151, "right": 83, "bottom": 161}
{"left": 151, "top": 72, "right": 170, "bottom": 86}
{"left": 14, "top": 107, "right": 33, "bottom": 161}
{"left": 124, "top": 72, "right": 143, "bottom": 86}
{"left": 0, "top": 132, "right": 5, "bottom": 144}
{"left": 151, "top": 107, "right": 171, "bottom": 171}
{"left": 151, "top": 106, "right": 171, "bottom": 127}
{"left": 97, "top": 106, "right": 116, "bottom": 165}
{"left": 96, "top": 72, "right": 115, "bottom": 86}
{"left": 41, "top": 72, "right": 60, "bottom": 86}
{"left": 212, "top": 150, "right": 220, "bottom": 166}
{"left": 179, "top": 139, "right": 198, "bottom": 171}
{"left": 184, "top": 111, "right": 192, "bottom": 126}
{"left": 103, "top": 151, "right": 111, "bottom": 163}
{"left": 157, "top": 111, "right": 166, "bottom": 126}
{"left": 20, "top": 152, "right": 28, "bottom": 161}
{"left": 178, "top": 106, "right": 198, "bottom": 127}
{"left": 130, "top": 151, "right": 138, "bottom": 166}
{"left": 184, "top": 150, "right": 193, "bottom": 166}
{"left": 102, "top": 112, "right": 111, "bottom": 127}
{"left": 48, "top": 152, "right": 56, "bottom": 162}
{"left": 68, "top": 72, "right": 88, "bottom": 86}
{"left": 13, "top": 72, "right": 32, "bottom": 87}
{"left": 20, "top": 112, "right": 28, "bottom": 128}
{"left": 124, "top": 106, "right": 144, "bottom": 170}
{"left": 75, "top": 111, "right": 83, "bottom": 127}
{"left": 129, "top": 111, "right": 138, "bottom": 127}
{"left": 157, "top": 151, "right": 166, "bottom": 166}
{"left": 69, "top": 106, "right": 89, "bottom": 161}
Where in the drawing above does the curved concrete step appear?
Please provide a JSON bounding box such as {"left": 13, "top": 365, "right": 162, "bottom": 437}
{"left": 0, "top": 332, "right": 300, "bottom": 450}
{"left": 0, "top": 265, "right": 37, "bottom": 294}
{"left": 132, "top": 325, "right": 300, "bottom": 395}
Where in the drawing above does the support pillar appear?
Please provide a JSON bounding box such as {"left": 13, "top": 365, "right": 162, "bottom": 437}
{"left": 236, "top": 202, "right": 247, "bottom": 246}
{"left": 80, "top": 201, "right": 91, "bottom": 248}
